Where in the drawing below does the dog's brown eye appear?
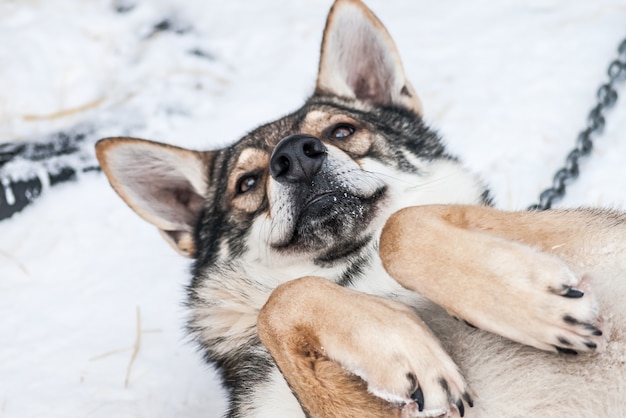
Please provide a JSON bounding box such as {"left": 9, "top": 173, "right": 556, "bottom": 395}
{"left": 237, "top": 174, "right": 259, "bottom": 194}
{"left": 330, "top": 123, "right": 355, "bottom": 140}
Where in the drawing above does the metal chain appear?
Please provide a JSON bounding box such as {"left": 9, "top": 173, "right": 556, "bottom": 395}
{"left": 528, "top": 38, "right": 626, "bottom": 211}
{"left": 0, "top": 125, "right": 98, "bottom": 221}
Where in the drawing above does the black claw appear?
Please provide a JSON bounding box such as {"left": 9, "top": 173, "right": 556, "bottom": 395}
{"left": 563, "top": 315, "right": 602, "bottom": 336}
{"left": 562, "top": 287, "right": 584, "bottom": 298}
{"left": 456, "top": 399, "right": 465, "bottom": 417}
{"left": 585, "top": 323, "right": 603, "bottom": 336}
{"left": 585, "top": 341, "right": 597, "bottom": 349}
{"left": 463, "top": 392, "right": 474, "bottom": 408}
{"left": 411, "top": 387, "right": 424, "bottom": 411}
{"left": 556, "top": 346, "right": 578, "bottom": 355}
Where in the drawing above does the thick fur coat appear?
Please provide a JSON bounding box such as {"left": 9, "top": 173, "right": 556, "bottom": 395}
{"left": 96, "top": 1, "right": 626, "bottom": 417}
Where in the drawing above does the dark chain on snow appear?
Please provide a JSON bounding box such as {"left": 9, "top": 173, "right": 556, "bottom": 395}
{"left": 0, "top": 125, "right": 99, "bottom": 221}
{"left": 528, "top": 38, "right": 626, "bottom": 211}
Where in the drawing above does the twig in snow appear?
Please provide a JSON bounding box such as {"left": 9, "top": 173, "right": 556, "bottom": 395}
{"left": 22, "top": 97, "right": 105, "bottom": 121}
{"left": 0, "top": 249, "right": 29, "bottom": 275}
{"left": 124, "top": 305, "right": 142, "bottom": 388}
{"left": 88, "top": 346, "right": 132, "bottom": 362}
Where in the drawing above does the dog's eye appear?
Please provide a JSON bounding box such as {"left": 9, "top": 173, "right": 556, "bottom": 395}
{"left": 330, "top": 123, "right": 355, "bottom": 140}
{"left": 237, "top": 173, "right": 259, "bottom": 194}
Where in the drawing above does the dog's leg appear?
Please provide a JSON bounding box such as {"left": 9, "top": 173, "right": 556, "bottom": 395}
{"left": 380, "top": 205, "right": 620, "bottom": 354}
{"left": 258, "top": 276, "right": 471, "bottom": 418}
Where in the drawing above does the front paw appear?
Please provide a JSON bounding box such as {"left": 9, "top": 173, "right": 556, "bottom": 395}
{"left": 459, "top": 244, "right": 603, "bottom": 355}
{"left": 536, "top": 270, "right": 602, "bottom": 355}
{"left": 323, "top": 298, "right": 472, "bottom": 417}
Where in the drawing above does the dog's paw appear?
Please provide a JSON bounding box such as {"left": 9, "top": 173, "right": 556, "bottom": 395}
{"left": 463, "top": 243, "right": 603, "bottom": 355}
{"left": 539, "top": 269, "right": 603, "bottom": 355}
{"left": 322, "top": 298, "right": 472, "bottom": 417}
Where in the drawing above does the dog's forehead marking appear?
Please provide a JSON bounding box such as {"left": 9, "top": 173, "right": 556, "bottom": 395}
{"left": 235, "top": 147, "right": 268, "bottom": 169}
{"left": 302, "top": 110, "right": 331, "bottom": 126}
{"left": 300, "top": 110, "right": 359, "bottom": 134}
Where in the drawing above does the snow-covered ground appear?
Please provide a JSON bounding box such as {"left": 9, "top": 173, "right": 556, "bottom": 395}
{"left": 1, "top": 0, "right": 625, "bottom": 417}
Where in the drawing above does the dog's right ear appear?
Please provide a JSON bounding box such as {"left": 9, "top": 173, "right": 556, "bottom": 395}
{"left": 95, "top": 137, "right": 211, "bottom": 258}
{"left": 316, "top": 0, "right": 422, "bottom": 114}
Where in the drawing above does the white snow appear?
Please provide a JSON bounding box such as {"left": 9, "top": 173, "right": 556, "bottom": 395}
{"left": 1, "top": 0, "right": 626, "bottom": 417}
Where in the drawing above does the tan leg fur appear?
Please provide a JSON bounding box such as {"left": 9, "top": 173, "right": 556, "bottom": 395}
{"left": 258, "top": 277, "right": 404, "bottom": 418}
{"left": 380, "top": 205, "right": 617, "bottom": 353}
{"left": 258, "top": 205, "right": 626, "bottom": 417}
{"left": 258, "top": 277, "right": 468, "bottom": 418}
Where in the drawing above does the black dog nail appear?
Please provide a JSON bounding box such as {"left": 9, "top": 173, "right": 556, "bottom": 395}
{"left": 456, "top": 399, "right": 465, "bottom": 417}
{"left": 585, "top": 324, "right": 603, "bottom": 336}
{"left": 556, "top": 346, "right": 578, "bottom": 355}
{"left": 584, "top": 341, "right": 597, "bottom": 349}
{"left": 463, "top": 392, "right": 474, "bottom": 408}
{"left": 563, "top": 287, "right": 584, "bottom": 298}
{"left": 411, "top": 387, "right": 424, "bottom": 411}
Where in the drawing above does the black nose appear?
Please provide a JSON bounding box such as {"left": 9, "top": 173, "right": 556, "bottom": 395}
{"left": 270, "top": 134, "right": 327, "bottom": 183}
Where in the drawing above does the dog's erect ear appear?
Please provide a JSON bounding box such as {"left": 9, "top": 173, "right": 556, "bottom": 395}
{"left": 316, "top": 0, "right": 422, "bottom": 114}
{"left": 95, "top": 137, "right": 211, "bottom": 258}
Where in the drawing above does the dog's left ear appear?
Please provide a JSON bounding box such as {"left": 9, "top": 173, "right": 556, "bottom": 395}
{"left": 316, "top": 0, "right": 422, "bottom": 115}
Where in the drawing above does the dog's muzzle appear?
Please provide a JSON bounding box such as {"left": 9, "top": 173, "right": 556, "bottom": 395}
{"left": 270, "top": 135, "right": 327, "bottom": 183}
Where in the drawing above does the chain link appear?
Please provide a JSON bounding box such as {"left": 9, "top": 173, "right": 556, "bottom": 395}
{"left": 528, "top": 38, "right": 626, "bottom": 211}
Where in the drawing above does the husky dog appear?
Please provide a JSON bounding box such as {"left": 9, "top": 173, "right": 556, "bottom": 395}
{"left": 95, "top": 0, "right": 626, "bottom": 417}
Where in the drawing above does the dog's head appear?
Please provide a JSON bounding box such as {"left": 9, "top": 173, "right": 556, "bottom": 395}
{"left": 96, "top": 0, "right": 486, "bottom": 275}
